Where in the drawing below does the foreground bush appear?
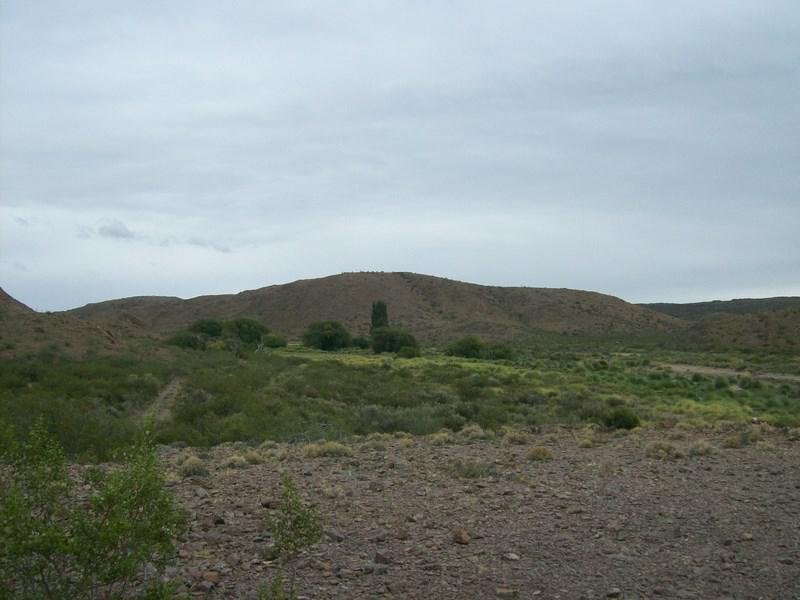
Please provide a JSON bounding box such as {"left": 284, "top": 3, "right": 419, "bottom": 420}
{"left": 0, "top": 425, "right": 187, "bottom": 599}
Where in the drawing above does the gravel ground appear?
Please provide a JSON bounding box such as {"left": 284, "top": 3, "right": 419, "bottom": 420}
{"left": 159, "top": 426, "right": 800, "bottom": 600}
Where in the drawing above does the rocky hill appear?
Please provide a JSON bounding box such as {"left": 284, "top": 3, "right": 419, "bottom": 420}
{"left": 0, "top": 287, "right": 131, "bottom": 358}
{"left": 642, "top": 297, "right": 800, "bottom": 321}
{"left": 65, "top": 272, "right": 683, "bottom": 344}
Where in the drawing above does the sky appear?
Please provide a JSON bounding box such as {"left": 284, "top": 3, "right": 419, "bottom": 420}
{"left": 1, "top": 1, "right": 798, "bottom": 311}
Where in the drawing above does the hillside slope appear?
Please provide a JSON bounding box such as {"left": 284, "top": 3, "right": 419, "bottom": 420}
{"left": 66, "top": 272, "right": 683, "bottom": 344}
{"left": 642, "top": 297, "right": 800, "bottom": 320}
{"left": 685, "top": 307, "right": 800, "bottom": 353}
{"left": 0, "top": 287, "right": 132, "bottom": 358}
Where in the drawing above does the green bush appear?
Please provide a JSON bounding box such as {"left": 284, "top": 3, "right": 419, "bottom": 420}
{"left": 486, "top": 343, "right": 515, "bottom": 360}
{"left": 351, "top": 336, "right": 371, "bottom": 350}
{"left": 0, "top": 425, "right": 187, "bottom": 599}
{"left": 302, "top": 321, "right": 352, "bottom": 351}
{"left": 166, "top": 330, "right": 205, "bottom": 350}
{"left": 398, "top": 345, "right": 420, "bottom": 358}
{"left": 188, "top": 318, "right": 223, "bottom": 338}
{"left": 370, "top": 300, "right": 389, "bottom": 331}
{"left": 445, "top": 336, "right": 486, "bottom": 359}
{"left": 224, "top": 318, "right": 270, "bottom": 345}
{"left": 602, "top": 406, "right": 641, "bottom": 430}
{"left": 261, "top": 333, "right": 288, "bottom": 348}
{"left": 371, "top": 326, "right": 418, "bottom": 354}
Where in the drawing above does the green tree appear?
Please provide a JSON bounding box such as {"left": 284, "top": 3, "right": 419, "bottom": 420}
{"left": 445, "top": 336, "right": 487, "bottom": 359}
{"left": 188, "top": 318, "right": 223, "bottom": 338}
{"left": 371, "top": 326, "right": 418, "bottom": 354}
{"left": 302, "top": 321, "right": 351, "bottom": 351}
{"left": 0, "top": 424, "right": 187, "bottom": 599}
{"left": 223, "top": 318, "right": 269, "bottom": 344}
{"left": 370, "top": 300, "right": 389, "bottom": 331}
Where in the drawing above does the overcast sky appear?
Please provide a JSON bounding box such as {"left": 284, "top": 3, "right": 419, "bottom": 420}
{"left": 1, "top": 1, "right": 798, "bottom": 311}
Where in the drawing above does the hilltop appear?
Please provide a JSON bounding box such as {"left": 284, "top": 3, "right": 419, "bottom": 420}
{"left": 65, "top": 272, "right": 682, "bottom": 344}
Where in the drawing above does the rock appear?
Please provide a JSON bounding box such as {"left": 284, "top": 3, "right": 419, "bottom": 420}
{"left": 194, "top": 487, "right": 209, "bottom": 499}
{"left": 259, "top": 544, "right": 280, "bottom": 561}
{"left": 395, "top": 527, "right": 410, "bottom": 540}
{"left": 202, "top": 571, "right": 220, "bottom": 584}
{"left": 607, "top": 588, "right": 622, "bottom": 598}
{"left": 741, "top": 532, "right": 754, "bottom": 541}
{"left": 407, "top": 513, "right": 423, "bottom": 523}
{"left": 779, "top": 557, "right": 795, "bottom": 565}
{"left": 496, "top": 587, "right": 518, "bottom": 598}
{"left": 452, "top": 528, "right": 471, "bottom": 545}
{"left": 213, "top": 515, "right": 225, "bottom": 525}
{"left": 195, "top": 580, "right": 215, "bottom": 593}
{"left": 369, "top": 481, "right": 385, "bottom": 492}
{"left": 324, "top": 527, "right": 345, "bottom": 542}
{"left": 503, "top": 552, "right": 520, "bottom": 561}
{"left": 260, "top": 498, "right": 280, "bottom": 509}
{"left": 364, "top": 563, "right": 389, "bottom": 575}
{"left": 374, "top": 550, "right": 391, "bottom": 564}
{"left": 368, "top": 528, "right": 389, "bottom": 542}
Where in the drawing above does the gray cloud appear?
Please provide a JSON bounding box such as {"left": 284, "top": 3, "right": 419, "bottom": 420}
{"left": 1, "top": 1, "right": 798, "bottom": 310}
{"left": 97, "top": 220, "right": 135, "bottom": 239}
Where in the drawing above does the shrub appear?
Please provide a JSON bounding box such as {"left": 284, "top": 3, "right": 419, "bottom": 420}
{"left": 302, "top": 441, "right": 353, "bottom": 458}
{"left": 263, "top": 473, "right": 322, "bottom": 598}
{"left": 224, "top": 318, "right": 270, "bottom": 345}
{"left": 166, "top": 330, "right": 205, "bottom": 350}
{"left": 602, "top": 406, "right": 641, "bottom": 430}
{"left": 445, "top": 336, "right": 486, "bottom": 359}
{"left": 527, "top": 446, "right": 554, "bottom": 461}
{"left": 178, "top": 455, "right": 209, "bottom": 477}
{"left": 188, "top": 318, "right": 223, "bottom": 338}
{"left": 302, "top": 321, "right": 352, "bottom": 351}
{"left": 398, "top": 345, "right": 420, "bottom": 358}
{"left": 261, "top": 333, "right": 288, "bottom": 348}
{"left": 688, "top": 440, "right": 714, "bottom": 456}
{"left": 486, "top": 343, "right": 515, "bottom": 360}
{"left": 371, "top": 326, "right": 418, "bottom": 354}
{"left": 0, "top": 426, "right": 187, "bottom": 599}
{"left": 223, "top": 454, "right": 249, "bottom": 469}
{"left": 351, "top": 336, "right": 371, "bottom": 349}
{"left": 645, "top": 441, "right": 684, "bottom": 460}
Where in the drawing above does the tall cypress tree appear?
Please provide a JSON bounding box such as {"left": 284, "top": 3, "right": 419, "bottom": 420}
{"left": 370, "top": 300, "right": 389, "bottom": 331}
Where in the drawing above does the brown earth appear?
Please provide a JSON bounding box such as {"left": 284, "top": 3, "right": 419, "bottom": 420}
{"left": 153, "top": 427, "right": 800, "bottom": 599}
{"left": 0, "top": 286, "right": 140, "bottom": 359}
{"left": 64, "top": 272, "right": 684, "bottom": 344}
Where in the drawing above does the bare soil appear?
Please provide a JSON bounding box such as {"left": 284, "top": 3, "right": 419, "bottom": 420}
{"left": 658, "top": 363, "right": 800, "bottom": 384}
{"left": 159, "top": 427, "right": 800, "bottom": 599}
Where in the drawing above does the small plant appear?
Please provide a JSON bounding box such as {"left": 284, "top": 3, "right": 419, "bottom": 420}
{"left": 428, "top": 431, "right": 452, "bottom": 446}
{"left": 302, "top": 441, "right": 353, "bottom": 458}
{"left": 527, "top": 446, "right": 554, "bottom": 461}
{"left": 502, "top": 429, "right": 531, "bottom": 445}
{"left": 722, "top": 426, "right": 763, "bottom": 449}
{"left": 602, "top": 406, "right": 641, "bottom": 430}
{"left": 688, "top": 440, "right": 714, "bottom": 456}
{"left": 445, "top": 460, "right": 497, "bottom": 479}
{"left": 243, "top": 449, "right": 265, "bottom": 464}
{"left": 460, "top": 424, "right": 494, "bottom": 441}
{"left": 223, "top": 454, "right": 249, "bottom": 469}
{"left": 262, "top": 472, "right": 323, "bottom": 599}
{"left": 178, "top": 455, "right": 209, "bottom": 477}
{"left": 645, "top": 441, "right": 685, "bottom": 460}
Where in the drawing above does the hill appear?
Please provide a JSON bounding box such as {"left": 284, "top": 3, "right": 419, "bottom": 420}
{"left": 685, "top": 307, "right": 800, "bottom": 353}
{"left": 0, "top": 286, "right": 139, "bottom": 358}
{"left": 641, "top": 297, "right": 800, "bottom": 321}
{"left": 66, "top": 272, "right": 683, "bottom": 344}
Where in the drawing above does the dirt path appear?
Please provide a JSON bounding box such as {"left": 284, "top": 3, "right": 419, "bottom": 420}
{"left": 157, "top": 427, "right": 800, "bottom": 599}
{"left": 657, "top": 363, "right": 800, "bottom": 384}
{"left": 143, "top": 378, "right": 183, "bottom": 424}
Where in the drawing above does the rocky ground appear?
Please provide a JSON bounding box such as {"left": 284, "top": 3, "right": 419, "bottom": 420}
{"left": 157, "top": 425, "right": 800, "bottom": 600}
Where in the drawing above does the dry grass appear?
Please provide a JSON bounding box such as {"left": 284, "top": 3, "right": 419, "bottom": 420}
{"left": 688, "top": 440, "right": 714, "bottom": 456}
{"left": 645, "top": 441, "right": 685, "bottom": 460}
{"left": 527, "top": 446, "right": 554, "bottom": 461}
{"left": 178, "top": 455, "right": 209, "bottom": 477}
{"left": 223, "top": 455, "right": 248, "bottom": 469}
{"left": 429, "top": 431, "right": 453, "bottom": 446}
{"left": 303, "top": 441, "right": 354, "bottom": 458}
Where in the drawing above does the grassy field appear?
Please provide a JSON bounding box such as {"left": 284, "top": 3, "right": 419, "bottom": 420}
{"left": 2, "top": 341, "right": 799, "bottom": 460}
